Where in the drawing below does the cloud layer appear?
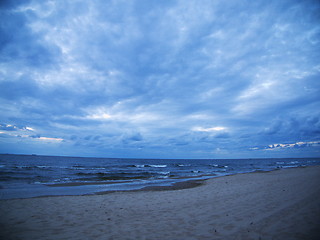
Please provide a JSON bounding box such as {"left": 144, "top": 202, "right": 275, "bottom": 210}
{"left": 1, "top": 0, "right": 319, "bottom": 158}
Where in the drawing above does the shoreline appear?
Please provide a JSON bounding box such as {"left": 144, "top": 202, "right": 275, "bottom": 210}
{"left": 1, "top": 165, "right": 319, "bottom": 239}
{"left": 40, "top": 167, "right": 289, "bottom": 197}
{"left": 95, "top": 178, "right": 206, "bottom": 195}
{"left": 2, "top": 154, "right": 319, "bottom": 200}
{"left": 0, "top": 166, "right": 308, "bottom": 200}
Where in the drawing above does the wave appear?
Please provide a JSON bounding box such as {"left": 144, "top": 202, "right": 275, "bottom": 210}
{"left": 210, "top": 164, "right": 228, "bottom": 168}
{"left": 74, "top": 171, "right": 157, "bottom": 181}
{"left": 289, "top": 161, "right": 299, "bottom": 164}
{"left": 13, "top": 165, "right": 56, "bottom": 170}
{"left": 175, "top": 164, "right": 191, "bottom": 167}
{"left": 131, "top": 165, "right": 146, "bottom": 168}
{"left": 72, "top": 165, "right": 108, "bottom": 170}
{"left": 148, "top": 165, "right": 167, "bottom": 168}
{"left": 0, "top": 175, "right": 45, "bottom": 182}
{"left": 282, "top": 165, "right": 301, "bottom": 168}
{"left": 276, "top": 161, "right": 300, "bottom": 167}
{"left": 129, "top": 164, "right": 167, "bottom": 168}
{"left": 10, "top": 164, "right": 169, "bottom": 172}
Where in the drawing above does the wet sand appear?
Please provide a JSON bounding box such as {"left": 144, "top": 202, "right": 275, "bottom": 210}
{"left": 1, "top": 166, "right": 320, "bottom": 240}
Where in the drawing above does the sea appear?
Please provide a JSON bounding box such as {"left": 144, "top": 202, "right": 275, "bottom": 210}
{"left": 1, "top": 154, "right": 319, "bottom": 199}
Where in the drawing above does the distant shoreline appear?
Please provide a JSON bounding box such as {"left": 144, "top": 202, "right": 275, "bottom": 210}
{"left": 1, "top": 152, "right": 319, "bottom": 161}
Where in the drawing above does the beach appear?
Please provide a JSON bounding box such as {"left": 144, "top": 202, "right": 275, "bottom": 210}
{"left": 1, "top": 166, "right": 319, "bottom": 240}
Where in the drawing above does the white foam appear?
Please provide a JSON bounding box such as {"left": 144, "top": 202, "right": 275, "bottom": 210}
{"left": 290, "top": 161, "right": 299, "bottom": 164}
{"left": 177, "top": 164, "right": 191, "bottom": 167}
{"left": 134, "top": 165, "right": 146, "bottom": 168}
{"left": 36, "top": 165, "right": 52, "bottom": 169}
{"left": 72, "top": 167, "right": 87, "bottom": 170}
{"left": 149, "top": 165, "right": 167, "bottom": 168}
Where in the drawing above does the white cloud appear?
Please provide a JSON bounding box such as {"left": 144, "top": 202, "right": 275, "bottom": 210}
{"left": 38, "top": 136, "right": 64, "bottom": 142}
{"left": 267, "top": 141, "right": 320, "bottom": 150}
{"left": 86, "top": 112, "right": 112, "bottom": 120}
{"left": 192, "top": 126, "right": 227, "bottom": 132}
{"left": 0, "top": 131, "right": 64, "bottom": 142}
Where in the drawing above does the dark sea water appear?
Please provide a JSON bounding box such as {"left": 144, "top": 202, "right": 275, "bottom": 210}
{"left": 1, "top": 154, "right": 319, "bottom": 199}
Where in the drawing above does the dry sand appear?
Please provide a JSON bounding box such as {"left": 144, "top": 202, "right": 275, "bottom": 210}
{"left": 1, "top": 166, "right": 320, "bottom": 240}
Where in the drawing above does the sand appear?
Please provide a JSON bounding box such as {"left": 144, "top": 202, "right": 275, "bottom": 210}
{"left": 1, "top": 166, "right": 320, "bottom": 240}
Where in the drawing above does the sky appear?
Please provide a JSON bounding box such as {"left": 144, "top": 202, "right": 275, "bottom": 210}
{"left": 0, "top": 0, "right": 319, "bottom": 159}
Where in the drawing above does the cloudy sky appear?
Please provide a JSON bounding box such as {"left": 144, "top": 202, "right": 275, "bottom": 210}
{"left": 0, "top": 0, "right": 319, "bottom": 159}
